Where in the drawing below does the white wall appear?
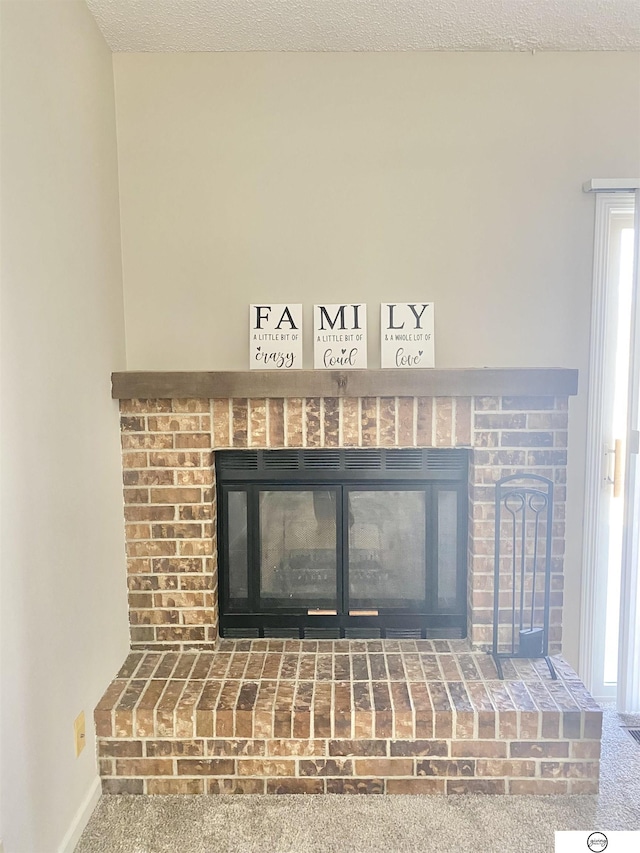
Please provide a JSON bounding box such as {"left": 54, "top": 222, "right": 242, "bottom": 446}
{"left": 113, "top": 52, "right": 640, "bottom": 372}
{"left": 0, "top": 2, "right": 129, "bottom": 850}
{"left": 112, "top": 51, "right": 640, "bottom": 671}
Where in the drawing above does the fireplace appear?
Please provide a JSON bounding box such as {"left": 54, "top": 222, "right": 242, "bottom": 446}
{"left": 216, "top": 448, "right": 468, "bottom": 639}
{"left": 96, "top": 369, "right": 605, "bottom": 799}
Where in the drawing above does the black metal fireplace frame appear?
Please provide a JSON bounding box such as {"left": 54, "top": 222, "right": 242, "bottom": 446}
{"left": 215, "top": 449, "right": 468, "bottom": 639}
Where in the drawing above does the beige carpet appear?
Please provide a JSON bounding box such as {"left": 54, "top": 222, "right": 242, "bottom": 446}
{"left": 75, "top": 707, "right": 640, "bottom": 853}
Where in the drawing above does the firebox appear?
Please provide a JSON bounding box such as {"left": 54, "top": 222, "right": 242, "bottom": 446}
{"left": 216, "top": 448, "right": 468, "bottom": 639}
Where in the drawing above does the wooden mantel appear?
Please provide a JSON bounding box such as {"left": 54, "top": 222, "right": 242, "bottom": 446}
{"left": 111, "top": 368, "right": 579, "bottom": 400}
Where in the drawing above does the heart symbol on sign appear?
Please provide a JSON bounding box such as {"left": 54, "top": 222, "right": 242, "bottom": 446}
{"left": 418, "top": 350, "right": 423, "bottom": 356}
{"left": 341, "top": 349, "right": 346, "bottom": 355}
{"left": 257, "top": 346, "right": 261, "bottom": 351}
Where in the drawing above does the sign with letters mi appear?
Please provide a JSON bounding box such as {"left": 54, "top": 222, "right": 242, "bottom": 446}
{"left": 313, "top": 304, "right": 367, "bottom": 369}
{"left": 380, "top": 303, "right": 435, "bottom": 368}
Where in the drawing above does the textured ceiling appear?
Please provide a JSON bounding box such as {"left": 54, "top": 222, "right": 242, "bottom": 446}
{"left": 86, "top": 0, "right": 640, "bottom": 52}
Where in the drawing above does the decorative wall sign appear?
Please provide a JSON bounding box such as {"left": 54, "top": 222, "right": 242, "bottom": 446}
{"left": 313, "top": 304, "right": 367, "bottom": 369}
{"left": 380, "top": 303, "right": 434, "bottom": 368}
{"left": 249, "top": 304, "right": 302, "bottom": 370}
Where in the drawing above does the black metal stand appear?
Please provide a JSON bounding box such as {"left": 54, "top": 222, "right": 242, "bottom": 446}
{"left": 491, "top": 474, "right": 556, "bottom": 680}
{"left": 492, "top": 652, "right": 557, "bottom": 681}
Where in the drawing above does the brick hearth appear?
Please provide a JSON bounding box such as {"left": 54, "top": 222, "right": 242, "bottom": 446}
{"left": 96, "top": 639, "right": 602, "bottom": 795}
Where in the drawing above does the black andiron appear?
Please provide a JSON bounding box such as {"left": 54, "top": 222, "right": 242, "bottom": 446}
{"left": 491, "top": 473, "right": 556, "bottom": 680}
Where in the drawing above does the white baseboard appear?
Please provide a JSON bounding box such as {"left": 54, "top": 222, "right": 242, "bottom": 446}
{"left": 57, "top": 776, "right": 101, "bottom": 853}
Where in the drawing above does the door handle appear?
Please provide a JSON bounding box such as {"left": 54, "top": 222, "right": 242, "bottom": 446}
{"left": 613, "top": 438, "right": 624, "bottom": 498}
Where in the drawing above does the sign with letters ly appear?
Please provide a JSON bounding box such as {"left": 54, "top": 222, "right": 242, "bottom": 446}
{"left": 313, "top": 304, "right": 367, "bottom": 369}
{"left": 250, "top": 304, "right": 303, "bottom": 369}
{"left": 380, "top": 303, "right": 434, "bottom": 368}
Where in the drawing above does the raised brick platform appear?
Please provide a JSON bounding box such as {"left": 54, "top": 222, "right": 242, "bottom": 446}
{"left": 95, "top": 639, "right": 602, "bottom": 795}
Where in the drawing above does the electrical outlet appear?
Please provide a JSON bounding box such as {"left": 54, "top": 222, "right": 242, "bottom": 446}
{"left": 74, "top": 711, "right": 86, "bottom": 757}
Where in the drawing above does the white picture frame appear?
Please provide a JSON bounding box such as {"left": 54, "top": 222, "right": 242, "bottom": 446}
{"left": 380, "top": 303, "right": 434, "bottom": 368}
{"left": 313, "top": 304, "right": 367, "bottom": 369}
{"left": 249, "top": 304, "right": 303, "bottom": 369}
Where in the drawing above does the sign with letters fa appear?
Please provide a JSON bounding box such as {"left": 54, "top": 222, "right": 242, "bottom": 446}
{"left": 313, "top": 304, "right": 367, "bottom": 369}
{"left": 381, "top": 303, "right": 434, "bottom": 368}
{"left": 250, "top": 304, "right": 302, "bottom": 370}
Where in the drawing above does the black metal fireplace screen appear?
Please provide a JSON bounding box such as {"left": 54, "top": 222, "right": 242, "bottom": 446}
{"left": 216, "top": 449, "right": 468, "bottom": 639}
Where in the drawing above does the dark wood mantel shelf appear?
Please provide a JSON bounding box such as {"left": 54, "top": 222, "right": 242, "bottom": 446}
{"left": 111, "top": 368, "right": 579, "bottom": 400}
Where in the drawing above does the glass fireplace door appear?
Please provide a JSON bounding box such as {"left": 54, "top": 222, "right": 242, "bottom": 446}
{"left": 346, "top": 488, "right": 428, "bottom": 611}
{"left": 258, "top": 488, "right": 339, "bottom": 611}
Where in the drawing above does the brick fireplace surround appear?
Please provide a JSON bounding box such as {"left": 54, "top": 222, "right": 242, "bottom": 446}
{"left": 96, "top": 369, "right": 602, "bottom": 796}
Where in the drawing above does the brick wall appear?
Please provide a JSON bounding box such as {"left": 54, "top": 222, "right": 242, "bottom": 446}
{"left": 119, "top": 394, "right": 567, "bottom": 652}
{"left": 468, "top": 397, "right": 567, "bottom": 654}
{"left": 121, "top": 399, "right": 217, "bottom": 649}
